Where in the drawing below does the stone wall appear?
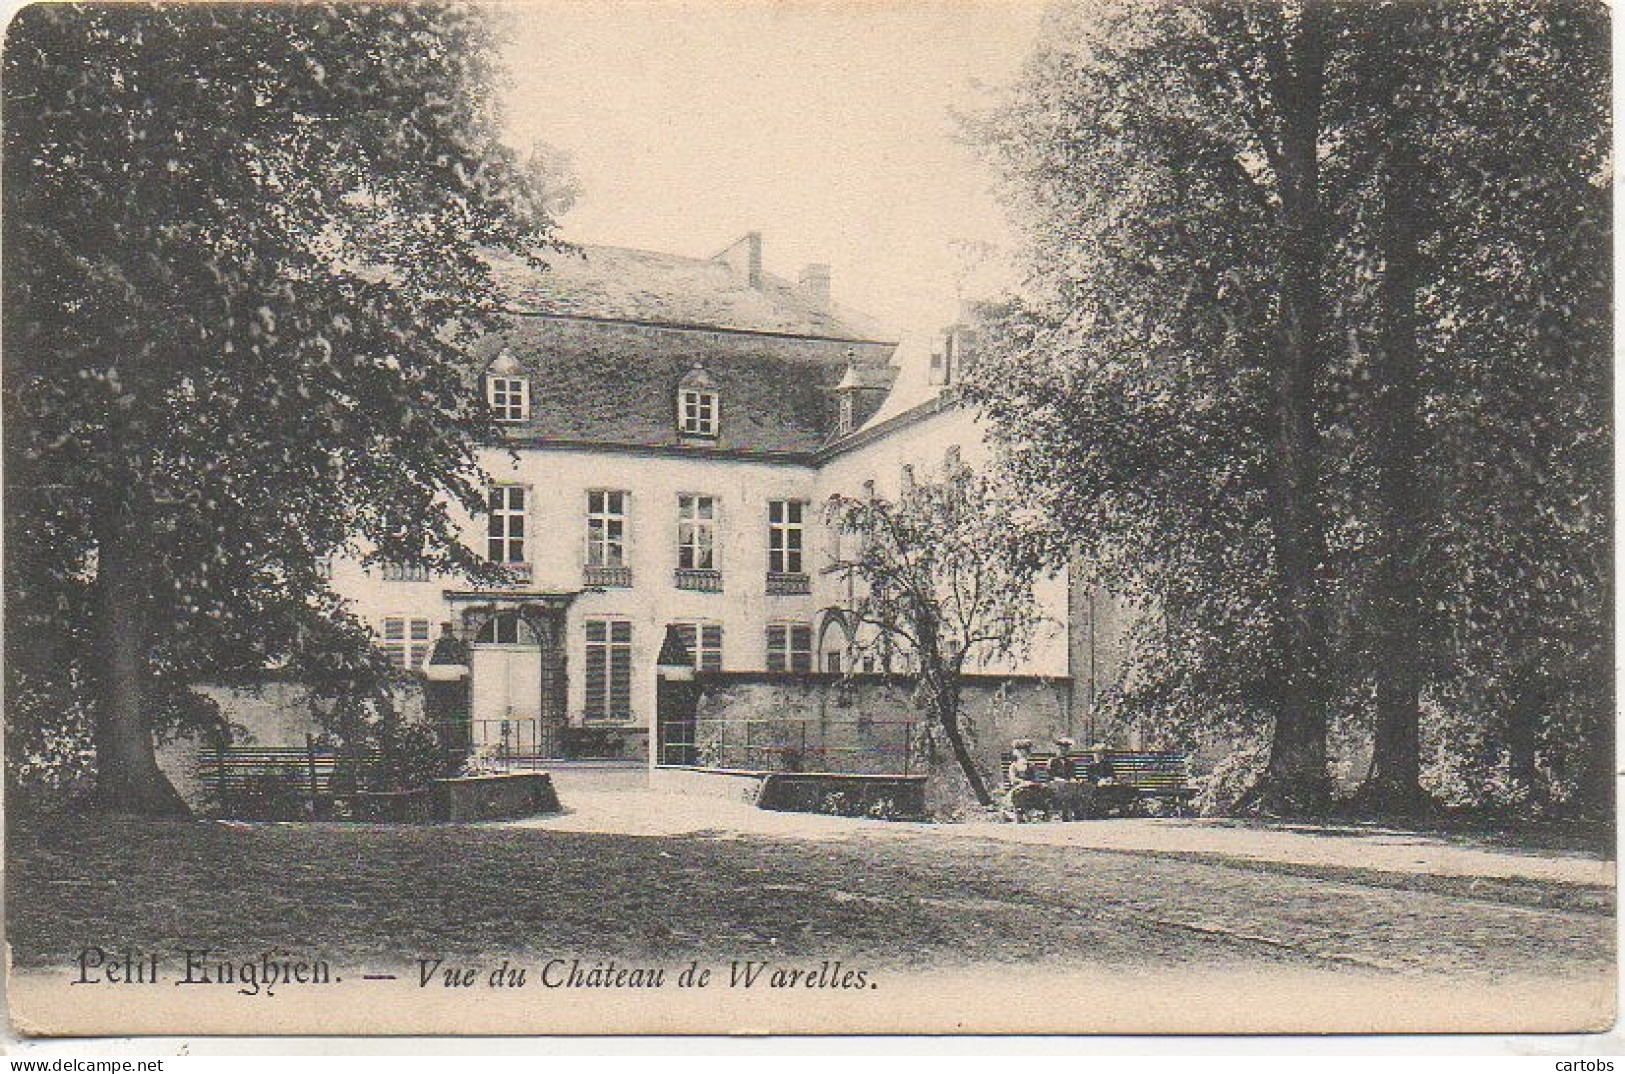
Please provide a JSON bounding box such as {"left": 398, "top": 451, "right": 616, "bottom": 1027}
{"left": 670, "top": 671, "right": 1075, "bottom": 783}
{"left": 198, "top": 680, "right": 427, "bottom": 747}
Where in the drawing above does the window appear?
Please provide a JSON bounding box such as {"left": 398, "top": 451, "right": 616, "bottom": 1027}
{"left": 584, "top": 619, "right": 633, "bottom": 721}
{"left": 487, "top": 375, "right": 530, "bottom": 422}
{"left": 487, "top": 485, "right": 526, "bottom": 564}
{"left": 476, "top": 610, "right": 537, "bottom": 646}
{"left": 825, "top": 651, "right": 842, "bottom": 674}
{"left": 587, "top": 490, "right": 628, "bottom": 567}
{"left": 381, "top": 616, "right": 432, "bottom": 669}
{"left": 767, "top": 623, "right": 813, "bottom": 673}
{"left": 767, "top": 500, "right": 804, "bottom": 574}
{"left": 679, "top": 389, "right": 719, "bottom": 437}
{"left": 838, "top": 393, "right": 854, "bottom": 434}
{"left": 677, "top": 494, "right": 717, "bottom": 570}
{"left": 671, "top": 621, "right": 723, "bottom": 672}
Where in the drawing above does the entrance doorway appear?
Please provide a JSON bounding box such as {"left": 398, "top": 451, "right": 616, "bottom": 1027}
{"left": 474, "top": 607, "right": 555, "bottom": 757}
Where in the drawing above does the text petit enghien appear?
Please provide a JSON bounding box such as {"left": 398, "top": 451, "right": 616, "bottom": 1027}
{"left": 72, "top": 947, "right": 334, "bottom": 997}
{"left": 70, "top": 949, "right": 879, "bottom": 996}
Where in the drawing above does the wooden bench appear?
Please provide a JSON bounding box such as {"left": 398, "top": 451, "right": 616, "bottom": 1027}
{"left": 998, "top": 749, "right": 1196, "bottom": 819}
{"left": 196, "top": 743, "right": 380, "bottom": 817}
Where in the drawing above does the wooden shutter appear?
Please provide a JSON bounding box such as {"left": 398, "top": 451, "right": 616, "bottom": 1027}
{"left": 609, "top": 620, "right": 633, "bottom": 719}
{"left": 701, "top": 624, "right": 723, "bottom": 672}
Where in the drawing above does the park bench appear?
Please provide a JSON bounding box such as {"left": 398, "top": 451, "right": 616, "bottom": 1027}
{"left": 998, "top": 749, "right": 1196, "bottom": 820}
{"left": 196, "top": 741, "right": 379, "bottom": 818}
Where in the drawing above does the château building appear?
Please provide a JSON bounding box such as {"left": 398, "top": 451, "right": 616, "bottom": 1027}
{"left": 222, "top": 233, "right": 1125, "bottom": 767}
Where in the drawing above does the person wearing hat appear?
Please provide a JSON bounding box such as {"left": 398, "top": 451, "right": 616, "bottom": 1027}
{"left": 1005, "top": 738, "right": 1051, "bottom": 820}
{"left": 1047, "top": 736, "right": 1092, "bottom": 820}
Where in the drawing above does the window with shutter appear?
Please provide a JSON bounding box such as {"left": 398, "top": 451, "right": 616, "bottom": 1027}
{"left": 671, "top": 621, "right": 723, "bottom": 672}
{"left": 585, "top": 618, "right": 634, "bottom": 721}
{"left": 766, "top": 622, "right": 812, "bottom": 673}
{"left": 380, "top": 616, "right": 433, "bottom": 669}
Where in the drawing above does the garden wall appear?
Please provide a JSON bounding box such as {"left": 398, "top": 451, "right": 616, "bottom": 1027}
{"left": 676, "top": 672, "right": 1074, "bottom": 780}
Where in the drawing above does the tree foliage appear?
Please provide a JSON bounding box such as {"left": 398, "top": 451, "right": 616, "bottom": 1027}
{"left": 968, "top": 0, "right": 1609, "bottom": 817}
{"left": 3, "top": 3, "right": 561, "bottom": 813}
{"left": 825, "top": 457, "right": 1050, "bottom": 806}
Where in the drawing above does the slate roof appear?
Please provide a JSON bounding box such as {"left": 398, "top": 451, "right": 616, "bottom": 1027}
{"left": 478, "top": 314, "right": 897, "bottom": 458}
{"left": 478, "top": 240, "right": 899, "bottom": 457}
{"left": 490, "top": 244, "right": 897, "bottom": 343}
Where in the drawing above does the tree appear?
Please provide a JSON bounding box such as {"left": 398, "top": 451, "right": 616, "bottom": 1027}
{"left": 968, "top": 0, "right": 1609, "bottom": 818}
{"left": 968, "top": 0, "right": 1342, "bottom": 813}
{"left": 1410, "top": 0, "right": 1610, "bottom": 813}
{"left": 3, "top": 3, "right": 561, "bottom": 814}
{"left": 825, "top": 457, "right": 1049, "bottom": 806}
{"left": 1320, "top": 0, "right": 1609, "bottom": 813}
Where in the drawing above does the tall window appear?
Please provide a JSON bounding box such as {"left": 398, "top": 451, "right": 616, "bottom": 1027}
{"left": 679, "top": 389, "right": 718, "bottom": 437}
{"left": 381, "top": 616, "right": 432, "bottom": 669}
{"left": 487, "top": 485, "right": 526, "bottom": 563}
{"left": 584, "top": 619, "right": 633, "bottom": 721}
{"left": 586, "top": 490, "right": 628, "bottom": 567}
{"left": 677, "top": 494, "right": 717, "bottom": 570}
{"left": 767, "top": 500, "right": 804, "bottom": 574}
{"left": 671, "top": 621, "right": 723, "bottom": 672}
{"left": 487, "top": 375, "right": 530, "bottom": 422}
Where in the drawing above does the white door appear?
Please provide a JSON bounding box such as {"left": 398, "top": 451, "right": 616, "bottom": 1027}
{"left": 470, "top": 612, "right": 543, "bottom": 756}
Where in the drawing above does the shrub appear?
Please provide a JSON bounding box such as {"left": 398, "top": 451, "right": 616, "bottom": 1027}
{"left": 224, "top": 772, "right": 308, "bottom": 821}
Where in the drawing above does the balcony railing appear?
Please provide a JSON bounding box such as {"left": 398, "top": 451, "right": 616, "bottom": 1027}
{"left": 476, "top": 561, "right": 532, "bottom": 586}
{"left": 584, "top": 565, "right": 633, "bottom": 588}
{"left": 381, "top": 563, "right": 432, "bottom": 582}
{"left": 674, "top": 568, "right": 723, "bottom": 593}
{"left": 765, "top": 571, "right": 810, "bottom": 595}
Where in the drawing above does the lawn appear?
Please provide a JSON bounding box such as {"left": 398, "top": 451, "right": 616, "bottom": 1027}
{"left": 7, "top": 812, "right": 1614, "bottom": 981}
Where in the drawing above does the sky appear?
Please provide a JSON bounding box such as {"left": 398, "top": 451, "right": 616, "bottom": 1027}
{"left": 499, "top": 1, "right": 1045, "bottom": 350}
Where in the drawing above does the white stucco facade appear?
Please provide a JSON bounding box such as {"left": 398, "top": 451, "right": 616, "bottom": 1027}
{"left": 320, "top": 239, "right": 1078, "bottom": 757}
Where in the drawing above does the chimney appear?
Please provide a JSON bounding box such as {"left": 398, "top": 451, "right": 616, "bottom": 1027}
{"left": 799, "top": 263, "right": 831, "bottom": 311}
{"left": 713, "top": 231, "right": 763, "bottom": 289}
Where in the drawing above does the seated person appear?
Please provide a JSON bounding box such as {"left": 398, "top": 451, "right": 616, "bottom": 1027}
{"left": 1047, "top": 736, "right": 1094, "bottom": 820}
{"left": 1005, "top": 739, "right": 1052, "bottom": 818}
{"left": 1090, "top": 742, "right": 1117, "bottom": 784}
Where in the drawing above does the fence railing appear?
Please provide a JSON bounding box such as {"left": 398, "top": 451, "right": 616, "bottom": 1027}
{"left": 450, "top": 717, "right": 555, "bottom": 772}
{"left": 658, "top": 716, "right": 917, "bottom": 776}
{"left": 198, "top": 720, "right": 557, "bottom": 807}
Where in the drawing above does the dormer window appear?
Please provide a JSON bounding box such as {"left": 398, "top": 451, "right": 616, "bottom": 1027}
{"left": 680, "top": 388, "right": 718, "bottom": 437}
{"left": 677, "top": 362, "right": 720, "bottom": 440}
{"left": 485, "top": 350, "right": 529, "bottom": 423}
{"left": 831, "top": 353, "right": 866, "bottom": 438}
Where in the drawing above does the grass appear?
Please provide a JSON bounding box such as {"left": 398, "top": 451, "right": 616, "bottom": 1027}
{"left": 8, "top": 813, "right": 1614, "bottom": 979}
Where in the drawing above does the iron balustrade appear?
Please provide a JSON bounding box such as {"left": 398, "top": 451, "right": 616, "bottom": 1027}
{"left": 674, "top": 568, "right": 723, "bottom": 592}
{"left": 584, "top": 565, "right": 633, "bottom": 588}
{"left": 765, "top": 571, "right": 811, "bottom": 595}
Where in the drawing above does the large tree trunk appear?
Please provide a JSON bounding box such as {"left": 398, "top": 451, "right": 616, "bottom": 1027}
{"left": 93, "top": 499, "right": 190, "bottom": 816}
{"left": 937, "top": 697, "right": 991, "bottom": 807}
{"left": 1244, "top": 4, "right": 1333, "bottom": 816}
{"left": 1358, "top": 87, "right": 1431, "bottom": 816}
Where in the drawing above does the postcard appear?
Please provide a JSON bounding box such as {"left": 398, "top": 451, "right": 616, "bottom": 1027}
{"left": 5, "top": 0, "right": 1613, "bottom": 1039}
